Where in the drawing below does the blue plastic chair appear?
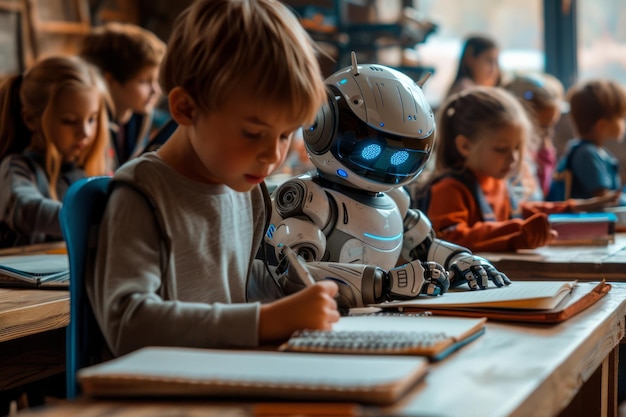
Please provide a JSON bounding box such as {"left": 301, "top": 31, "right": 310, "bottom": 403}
{"left": 59, "top": 176, "right": 111, "bottom": 399}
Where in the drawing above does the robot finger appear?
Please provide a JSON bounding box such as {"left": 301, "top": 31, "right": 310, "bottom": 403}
{"left": 485, "top": 265, "right": 511, "bottom": 287}
{"left": 422, "top": 282, "right": 441, "bottom": 296}
{"left": 463, "top": 271, "right": 479, "bottom": 290}
{"left": 472, "top": 266, "right": 489, "bottom": 289}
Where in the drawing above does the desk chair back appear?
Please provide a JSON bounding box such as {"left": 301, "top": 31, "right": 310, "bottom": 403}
{"left": 60, "top": 176, "right": 112, "bottom": 399}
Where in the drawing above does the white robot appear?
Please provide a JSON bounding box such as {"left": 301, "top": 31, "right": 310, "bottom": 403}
{"left": 265, "top": 54, "right": 510, "bottom": 309}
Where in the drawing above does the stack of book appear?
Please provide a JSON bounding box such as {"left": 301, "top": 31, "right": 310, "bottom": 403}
{"left": 548, "top": 212, "right": 616, "bottom": 245}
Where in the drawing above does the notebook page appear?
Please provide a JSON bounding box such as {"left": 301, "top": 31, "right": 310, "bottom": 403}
{"left": 374, "top": 281, "right": 576, "bottom": 310}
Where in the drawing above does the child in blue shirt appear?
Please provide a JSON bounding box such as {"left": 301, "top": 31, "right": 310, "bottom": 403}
{"left": 551, "top": 79, "right": 626, "bottom": 204}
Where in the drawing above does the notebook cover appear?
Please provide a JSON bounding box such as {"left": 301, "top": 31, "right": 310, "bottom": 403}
{"left": 548, "top": 213, "right": 616, "bottom": 245}
{"left": 397, "top": 281, "right": 610, "bottom": 324}
{"left": 78, "top": 347, "right": 429, "bottom": 405}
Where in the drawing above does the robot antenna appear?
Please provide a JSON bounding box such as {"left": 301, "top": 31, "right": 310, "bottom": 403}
{"left": 350, "top": 51, "right": 360, "bottom": 76}
{"left": 416, "top": 72, "right": 432, "bottom": 88}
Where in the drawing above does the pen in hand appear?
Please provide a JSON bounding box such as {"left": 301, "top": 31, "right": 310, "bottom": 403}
{"left": 279, "top": 244, "right": 316, "bottom": 287}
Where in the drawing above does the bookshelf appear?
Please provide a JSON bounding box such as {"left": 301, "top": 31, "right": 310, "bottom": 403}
{"left": 286, "top": 0, "right": 436, "bottom": 79}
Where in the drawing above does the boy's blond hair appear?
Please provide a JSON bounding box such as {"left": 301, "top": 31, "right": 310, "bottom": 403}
{"left": 160, "top": 0, "right": 326, "bottom": 126}
{"left": 81, "top": 22, "right": 166, "bottom": 83}
{"left": 567, "top": 79, "right": 626, "bottom": 137}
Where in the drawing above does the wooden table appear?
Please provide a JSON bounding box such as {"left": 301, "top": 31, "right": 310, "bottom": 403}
{"left": 15, "top": 283, "right": 626, "bottom": 417}
{"left": 478, "top": 233, "right": 626, "bottom": 281}
{"left": 0, "top": 287, "right": 69, "bottom": 410}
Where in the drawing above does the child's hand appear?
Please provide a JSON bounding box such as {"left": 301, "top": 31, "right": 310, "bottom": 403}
{"left": 259, "top": 281, "right": 340, "bottom": 344}
{"left": 511, "top": 213, "right": 556, "bottom": 249}
{"left": 569, "top": 190, "right": 621, "bottom": 213}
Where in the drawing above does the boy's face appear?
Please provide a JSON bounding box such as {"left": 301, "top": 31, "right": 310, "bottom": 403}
{"left": 182, "top": 90, "right": 302, "bottom": 192}
{"left": 110, "top": 65, "right": 161, "bottom": 116}
{"left": 601, "top": 116, "right": 626, "bottom": 142}
{"left": 48, "top": 87, "right": 101, "bottom": 163}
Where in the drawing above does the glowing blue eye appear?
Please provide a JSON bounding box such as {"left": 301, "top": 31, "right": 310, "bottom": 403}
{"left": 337, "top": 169, "right": 348, "bottom": 178}
{"left": 339, "top": 78, "right": 348, "bottom": 85}
{"left": 390, "top": 150, "right": 409, "bottom": 166}
{"left": 361, "top": 144, "right": 382, "bottom": 160}
{"left": 524, "top": 91, "right": 534, "bottom": 100}
{"left": 379, "top": 122, "right": 385, "bottom": 127}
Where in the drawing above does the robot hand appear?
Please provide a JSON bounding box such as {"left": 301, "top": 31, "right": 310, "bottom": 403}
{"left": 275, "top": 247, "right": 449, "bottom": 309}
{"left": 387, "top": 260, "right": 449, "bottom": 298}
{"left": 447, "top": 252, "right": 511, "bottom": 290}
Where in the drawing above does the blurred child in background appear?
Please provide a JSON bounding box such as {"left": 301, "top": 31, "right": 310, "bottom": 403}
{"left": 0, "top": 56, "right": 109, "bottom": 247}
{"left": 445, "top": 34, "right": 501, "bottom": 98}
{"left": 505, "top": 73, "right": 564, "bottom": 200}
{"left": 80, "top": 22, "right": 166, "bottom": 168}
{"left": 418, "top": 87, "right": 617, "bottom": 252}
{"left": 548, "top": 79, "right": 626, "bottom": 204}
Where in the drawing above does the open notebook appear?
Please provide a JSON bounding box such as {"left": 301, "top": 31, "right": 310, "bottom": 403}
{"left": 374, "top": 281, "right": 576, "bottom": 310}
{"left": 373, "top": 281, "right": 610, "bottom": 324}
{"left": 78, "top": 346, "right": 428, "bottom": 405}
{"left": 0, "top": 254, "right": 69, "bottom": 288}
{"left": 279, "top": 315, "right": 486, "bottom": 361}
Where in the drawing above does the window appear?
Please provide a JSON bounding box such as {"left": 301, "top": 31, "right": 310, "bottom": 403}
{"left": 577, "top": 0, "right": 626, "bottom": 86}
{"left": 411, "top": 0, "right": 544, "bottom": 107}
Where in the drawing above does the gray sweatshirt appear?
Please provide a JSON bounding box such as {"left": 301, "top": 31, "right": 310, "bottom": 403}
{"left": 88, "top": 152, "right": 282, "bottom": 357}
{"left": 0, "top": 151, "right": 84, "bottom": 247}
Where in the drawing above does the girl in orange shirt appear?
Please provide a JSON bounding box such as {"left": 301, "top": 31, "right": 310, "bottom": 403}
{"left": 421, "top": 87, "right": 617, "bottom": 252}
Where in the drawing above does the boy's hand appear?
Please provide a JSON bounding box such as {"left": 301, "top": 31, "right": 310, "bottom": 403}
{"left": 512, "top": 213, "right": 556, "bottom": 249}
{"left": 570, "top": 190, "right": 621, "bottom": 213}
{"left": 259, "top": 281, "right": 339, "bottom": 344}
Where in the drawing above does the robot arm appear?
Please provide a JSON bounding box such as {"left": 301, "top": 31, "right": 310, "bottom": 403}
{"left": 276, "top": 250, "right": 449, "bottom": 309}
{"left": 401, "top": 208, "right": 511, "bottom": 290}
{"left": 266, "top": 176, "right": 330, "bottom": 262}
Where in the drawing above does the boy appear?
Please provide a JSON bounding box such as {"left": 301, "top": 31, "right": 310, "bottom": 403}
{"left": 88, "top": 0, "right": 339, "bottom": 357}
{"left": 80, "top": 22, "right": 166, "bottom": 168}
{"left": 554, "top": 79, "right": 626, "bottom": 204}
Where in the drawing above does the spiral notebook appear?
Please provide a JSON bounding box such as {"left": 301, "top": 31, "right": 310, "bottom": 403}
{"left": 279, "top": 315, "right": 487, "bottom": 361}
{"left": 78, "top": 346, "right": 429, "bottom": 405}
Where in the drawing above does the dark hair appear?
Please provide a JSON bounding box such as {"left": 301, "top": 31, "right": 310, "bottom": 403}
{"left": 0, "top": 74, "right": 30, "bottom": 159}
{"left": 567, "top": 79, "right": 626, "bottom": 136}
{"left": 80, "top": 22, "right": 165, "bottom": 83}
{"left": 448, "top": 35, "right": 500, "bottom": 95}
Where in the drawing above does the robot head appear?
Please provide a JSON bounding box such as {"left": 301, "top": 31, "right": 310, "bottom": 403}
{"left": 303, "top": 56, "right": 435, "bottom": 193}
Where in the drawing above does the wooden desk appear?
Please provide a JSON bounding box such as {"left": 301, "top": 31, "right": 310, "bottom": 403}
{"left": 478, "top": 233, "right": 626, "bottom": 281}
{"left": 0, "top": 288, "right": 69, "bottom": 392}
{"left": 14, "top": 283, "right": 626, "bottom": 417}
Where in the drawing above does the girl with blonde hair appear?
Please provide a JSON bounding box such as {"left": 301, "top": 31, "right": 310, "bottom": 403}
{"left": 0, "top": 55, "right": 110, "bottom": 247}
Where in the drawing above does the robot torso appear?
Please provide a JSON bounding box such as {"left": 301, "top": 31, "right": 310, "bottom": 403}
{"left": 267, "top": 173, "right": 404, "bottom": 270}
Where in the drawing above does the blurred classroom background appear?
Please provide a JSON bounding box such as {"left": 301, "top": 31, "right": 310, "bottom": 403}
{"left": 0, "top": 0, "right": 625, "bottom": 176}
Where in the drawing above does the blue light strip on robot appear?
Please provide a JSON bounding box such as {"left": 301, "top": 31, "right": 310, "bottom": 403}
{"left": 363, "top": 232, "right": 403, "bottom": 241}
